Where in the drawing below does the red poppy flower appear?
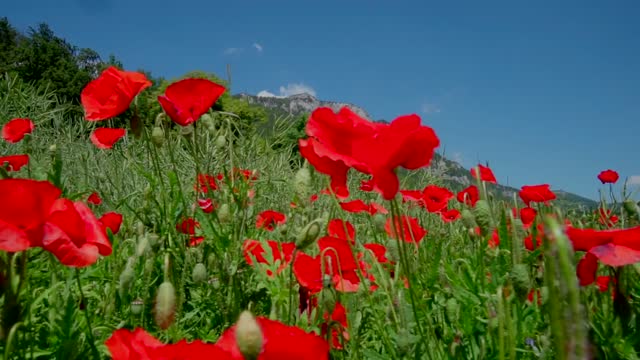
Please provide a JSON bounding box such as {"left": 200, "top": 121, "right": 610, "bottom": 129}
{"left": 596, "top": 208, "right": 618, "bottom": 228}
{"left": 87, "top": 192, "right": 102, "bottom": 205}
{"left": 189, "top": 236, "right": 205, "bottom": 247}
{"left": 196, "top": 174, "right": 218, "bottom": 193}
{"left": 176, "top": 217, "right": 199, "bottom": 235}
{"left": 158, "top": 78, "right": 226, "bottom": 126}
{"left": 0, "top": 154, "right": 29, "bottom": 171}
{"left": 90, "top": 128, "right": 126, "bottom": 149}
{"left": 422, "top": 185, "right": 453, "bottom": 213}
{"left": 567, "top": 225, "right": 640, "bottom": 267}
{"left": 362, "top": 243, "right": 390, "bottom": 264}
{"left": 100, "top": 212, "right": 123, "bottom": 235}
{"left": 299, "top": 107, "right": 440, "bottom": 200}
{"left": 81, "top": 66, "right": 152, "bottom": 121}
{"left": 576, "top": 252, "right": 599, "bottom": 286}
{"left": 2, "top": 118, "right": 35, "bottom": 143}
{"left": 597, "top": 169, "right": 619, "bottom": 184}
{"left": 596, "top": 276, "right": 612, "bottom": 292}
{"left": 520, "top": 207, "right": 537, "bottom": 228}
{"left": 327, "top": 219, "right": 355, "bottom": 243}
{"left": 385, "top": 216, "right": 427, "bottom": 243}
{"left": 197, "top": 198, "right": 215, "bottom": 213}
{"left": 321, "top": 302, "right": 349, "bottom": 350}
{"left": 456, "top": 185, "right": 479, "bottom": 207}
{"left": 489, "top": 229, "right": 500, "bottom": 248}
{"left": 256, "top": 210, "right": 286, "bottom": 231}
{"left": 243, "top": 239, "right": 295, "bottom": 277}
{"left": 400, "top": 190, "right": 424, "bottom": 206}
{"left": 105, "top": 328, "right": 232, "bottom": 360}
{"left": 470, "top": 164, "right": 497, "bottom": 183}
{"left": 41, "top": 199, "right": 112, "bottom": 267}
{"left": 0, "top": 179, "right": 61, "bottom": 252}
{"left": 359, "top": 178, "right": 374, "bottom": 192}
{"left": 527, "top": 289, "right": 542, "bottom": 306}
{"left": 215, "top": 316, "right": 330, "bottom": 360}
{"left": 524, "top": 226, "right": 543, "bottom": 251}
{"left": 440, "top": 209, "right": 460, "bottom": 223}
{"left": 338, "top": 199, "right": 387, "bottom": 215}
{"left": 519, "top": 184, "right": 556, "bottom": 206}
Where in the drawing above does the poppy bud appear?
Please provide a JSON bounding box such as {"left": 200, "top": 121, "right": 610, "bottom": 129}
{"left": 623, "top": 200, "right": 639, "bottom": 218}
{"left": 215, "top": 135, "right": 227, "bottom": 149}
{"left": 144, "top": 258, "right": 154, "bottom": 276}
{"left": 510, "top": 264, "right": 530, "bottom": 298}
{"left": 200, "top": 113, "right": 214, "bottom": 128}
{"left": 154, "top": 281, "right": 176, "bottom": 330}
{"left": 136, "top": 221, "right": 145, "bottom": 236}
{"left": 296, "top": 219, "right": 322, "bottom": 250}
{"left": 385, "top": 239, "right": 400, "bottom": 263}
{"left": 131, "top": 299, "right": 144, "bottom": 315}
{"left": 217, "top": 203, "right": 231, "bottom": 223}
{"left": 48, "top": 144, "right": 57, "bottom": 153}
{"left": 118, "top": 257, "right": 136, "bottom": 299}
{"left": 320, "top": 287, "right": 337, "bottom": 312}
{"left": 396, "top": 328, "right": 413, "bottom": 356}
{"left": 445, "top": 297, "right": 459, "bottom": 324}
{"left": 473, "top": 200, "right": 493, "bottom": 236}
{"left": 460, "top": 209, "right": 477, "bottom": 229}
{"left": 151, "top": 127, "right": 164, "bottom": 147}
{"left": 293, "top": 166, "right": 311, "bottom": 200}
{"left": 180, "top": 124, "right": 194, "bottom": 138}
{"left": 235, "top": 311, "right": 263, "bottom": 360}
{"left": 373, "top": 213, "right": 386, "bottom": 232}
{"left": 192, "top": 263, "right": 208, "bottom": 284}
{"left": 136, "top": 235, "right": 150, "bottom": 257}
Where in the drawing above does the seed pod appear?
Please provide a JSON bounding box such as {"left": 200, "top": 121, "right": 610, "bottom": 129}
{"left": 154, "top": 281, "right": 176, "bottom": 330}
{"left": 235, "top": 311, "right": 263, "bottom": 360}
{"left": 192, "top": 263, "right": 207, "bottom": 284}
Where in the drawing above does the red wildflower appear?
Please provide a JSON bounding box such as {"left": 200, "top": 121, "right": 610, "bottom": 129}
{"left": 596, "top": 208, "right": 618, "bottom": 228}
{"left": 520, "top": 207, "right": 537, "bottom": 228}
{"left": 362, "top": 243, "right": 390, "bottom": 264}
{"left": 87, "top": 192, "right": 102, "bottom": 205}
{"left": 256, "top": 210, "right": 286, "bottom": 231}
{"left": 327, "top": 219, "right": 355, "bottom": 243}
{"left": 215, "top": 316, "right": 330, "bottom": 360}
{"left": 385, "top": 216, "right": 427, "bottom": 243}
{"left": 293, "top": 238, "right": 360, "bottom": 294}
{"left": 471, "top": 164, "right": 497, "bottom": 183}
{"left": 176, "top": 217, "right": 199, "bottom": 235}
{"left": 489, "top": 229, "right": 500, "bottom": 248}
{"left": 0, "top": 154, "right": 29, "bottom": 171}
{"left": 196, "top": 174, "right": 218, "bottom": 193}
{"left": 322, "top": 302, "right": 349, "bottom": 350}
{"left": 400, "top": 190, "right": 424, "bottom": 206}
{"left": 99, "top": 212, "right": 123, "bottom": 235}
{"left": 597, "top": 169, "right": 619, "bottom": 184}
{"left": 243, "top": 239, "right": 295, "bottom": 277}
{"left": 90, "top": 128, "right": 126, "bottom": 149}
{"left": 41, "top": 199, "right": 112, "bottom": 267}
{"left": 299, "top": 107, "right": 440, "bottom": 200}
{"left": 0, "top": 179, "right": 61, "bottom": 252}
{"left": 359, "top": 178, "right": 374, "bottom": 192}
{"left": 596, "top": 276, "right": 612, "bottom": 292}
{"left": 158, "top": 78, "right": 226, "bottom": 126}
{"left": 527, "top": 289, "right": 542, "bottom": 306}
{"left": 339, "top": 199, "right": 387, "bottom": 215}
{"left": 456, "top": 185, "right": 479, "bottom": 207}
{"left": 2, "top": 118, "right": 35, "bottom": 143}
{"left": 422, "top": 185, "right": 453, "bottom": 213}
{"left": 519, "top": 184, "right": 556, "bottom": 206}
{"left": 197, "top": 198, "right": 215, "bottom": 213}
{"left": 440, "top": 209, "right": 461, "bottom": 223}
{"left": 189, "top": 236, "right": 205, "bottom": 247}
{"left": 105, "top": 328, "right": 232, "bottom": 360}
{"left": 81, "top": 66, "right": 152, "bottom": 121}
{"left": 524, "top": 226, "right": 543, "bottom": 251}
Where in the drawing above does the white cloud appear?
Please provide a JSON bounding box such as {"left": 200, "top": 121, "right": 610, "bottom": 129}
{"left": 223, "top": 47, "right": 242, "bottom": 55}
{"left": 421, "top": 102, "right": 441, "bottom": 114}
{"left": 257, "top": 83, "right": 317, "bottom": 98}
{"left": 628, "top": 175, "right": 640, "bottom": 186}
{"left": 253, "top": 43, "right": 263, "bottom": 52}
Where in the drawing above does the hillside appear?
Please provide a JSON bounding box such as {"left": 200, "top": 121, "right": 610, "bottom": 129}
{"left": 235, "top": 92, "right": 599, "bottom": 210}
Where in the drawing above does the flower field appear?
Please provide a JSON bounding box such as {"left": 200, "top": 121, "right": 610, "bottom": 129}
{"left": 1, "top": 67, "right": 640, "bottom": 359}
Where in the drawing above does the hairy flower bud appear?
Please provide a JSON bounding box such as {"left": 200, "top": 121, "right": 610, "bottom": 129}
{"left": 118, "top": 257, "right": 136, "bottom": 299}
{"left": 293, "top": 166, "right": 311, "bottom": 200}
{"left": 235, "top": 311, "right": 263, "bottom": 360}
{"left": 151, "top": 127, "right": 165, "bottom": 147}
{"left": 130, "top": 299, "right": 144, "bottom": 315}
{"left": 217, "top": 203, "right": 231, "bottom": 224}
{"left": 373, "top": 213, "right": 386, "bottom": 232}
{"left": 510, "top": 263, "right": 530, "bottom": 298}
{"left": 215, "top": 135, "right": 227, "bottom": 149}
{"left": 296, "top": 219, "right": 322, "bottom": 250}
{"left": 192, "top": 263, "right": 207, "bottom": 284}
{"left": 154, "top": 281, "right": 176, "bottom": 330}
{"left": 473, "top": 200, "right": 493, "bottom": 236}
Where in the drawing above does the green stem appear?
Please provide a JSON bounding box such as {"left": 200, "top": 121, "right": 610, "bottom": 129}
{"left": 75, "top": 269, "right": 100, "bottom": 359}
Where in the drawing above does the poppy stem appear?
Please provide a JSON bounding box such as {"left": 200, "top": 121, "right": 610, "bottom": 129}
{"left": 74, "top": 269, "right": 100, "bottom": 359}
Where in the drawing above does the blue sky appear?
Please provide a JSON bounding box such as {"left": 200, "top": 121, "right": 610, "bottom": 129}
{"left": 5, "top": 0, "right": 640, "bottom": 201}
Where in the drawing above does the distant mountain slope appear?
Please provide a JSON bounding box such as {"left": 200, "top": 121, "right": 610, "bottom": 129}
{"left": 234, "top": 92, "right": 598, "bottom": 210}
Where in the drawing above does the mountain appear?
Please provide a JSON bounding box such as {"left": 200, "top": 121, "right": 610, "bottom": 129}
{"left": 234, "top": 92, "right": 372, "bottom": 120}
{"left": 234, "top": 92, "right": 599, "bottom": 210}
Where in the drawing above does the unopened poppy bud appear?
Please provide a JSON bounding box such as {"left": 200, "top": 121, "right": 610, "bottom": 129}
{"left": 136, "top": 235, "right": 150, "bottom": 257}
{"left": 460, "top": 209, "right": 477, "bottom": 229}
{"left": 510, "top": 264, "right": 530, "bottom": 298}
{"left": 48, "top": 144, "right": 57, "bottom": 153}
{"left": 192, "top": 263, "right": 208, "bottom": 284}
{"left": 293, "top": 166, "right": 311, "bottom": 200}
{"left": 131, "top": 299, "right": 144, "bottom": 315}
{"left": 217, "top": 203, "right": 231, "bottom": 223}
{"left": 385, "top": 239, "right": 400, "bottom": 263}
{"left": 144, "top": 258, "right": 154, "bottom": 276}
{"left": 154, "top": 281, "right": 176, "bottom": 330}
{"left": 180, "top": 124, "right": 194, "bottom": 138}
{"left": 320, "top": 288, "right": 337, "bottom": 312}
{"left": 623, "top": 200, "right": 639, "bottom": 218}
{"left": 235, "top": 311, "right": 263, "bottom": 360}
{"left": 215, "top": 135, "right": 227, "bottom": 149}
{"left": 473, "top": 200, "right": 493, "bottom": 235}
{"left": 200, "top": 113, "right": 214, "bottom": 127}
{"left": 396, "top": 328, "right": 413, "bottom": 356}
{"left": 118, "top": 257, "right": 136, "bottom": 298}
{"left": 445, "top": 297, "right": 459, "bottom": 323}
{"left": 151, "top": 127, "right": 164, "bottom": 147}
{"left": 373, "top": 213, "right": 386, "bottom": 231}
{"left": 136, "top": 221, "right": 145, "bottom": 236}
{"left": 296, "top": 219, "right": 322, "bottom": 250}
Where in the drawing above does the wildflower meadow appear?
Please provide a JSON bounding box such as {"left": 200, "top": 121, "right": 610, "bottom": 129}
{"left": 1, "top": 23, "right": 640, "bottom": 360}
